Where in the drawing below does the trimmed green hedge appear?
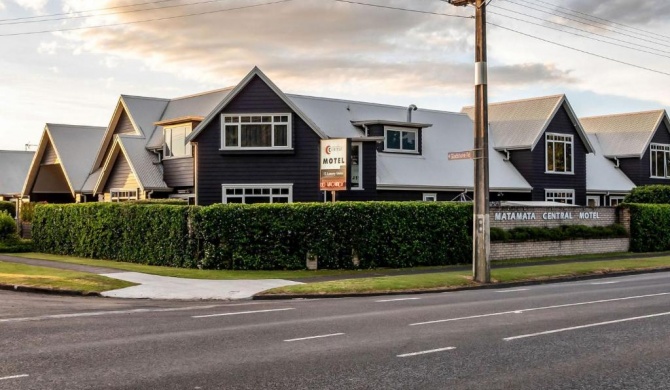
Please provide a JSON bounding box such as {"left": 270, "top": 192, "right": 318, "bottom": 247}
{"left": 33, "top": 202, "right": 472, "bottom": 270}
{"left": 628, "top": 204, "right": 670, "bottom": 252}
{"left": 0, "top": 211, "right": 16, "bottom": 240}
{"left": 0, "top": 201, "right": 15, "bottom": 218}
{"left": 32, "top": 203, "right": 195, "bottom": 267}
{"left": 20, "top": 202, "right": 36, "bottom": 222}
{"left": 491, "top": 224, "right": 628, "bottom": 242}
{"left": 624, "top": 185, "right": 670, "bottom": 204}
{"left": 191, "top": 202, "right": 472, "bottom": 270}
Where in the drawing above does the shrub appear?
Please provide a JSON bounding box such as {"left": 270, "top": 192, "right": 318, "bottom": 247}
{"left": 0, "top": 201, "right": 15, "bottom": 218}
{"left": 627, "top": 204, "right": 670, "bottom": 252}
{"left": 0, "top": 238, "right": 33, "bottom": 253}
{"left": 624, "top": 185, "right": 670, "bottom": 204}
{"left": 20, "top": 202, "right": 37, "bottom": 222}
{"left": 491, "top": 224, "right": 628, "bottom": 242}
{"left": 126, "top": 199, "right": 188, "bottom": 206}
{"left": 0, "top": 211, "right": 17, "bottom": 240}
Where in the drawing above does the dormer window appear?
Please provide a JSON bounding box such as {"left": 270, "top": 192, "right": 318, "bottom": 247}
{"left": 221, "top": 114, "right": 291, "bottom": 149}
{"left": 385, "top": 127, "right": 418, "bottom": 153}
{"left": 164, "top": 124, "right": 192, "bottom": 158}
{"left": 650, "top": 143, "right": 670, "bottom": 179}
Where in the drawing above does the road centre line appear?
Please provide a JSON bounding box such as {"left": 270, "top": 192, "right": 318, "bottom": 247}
{"left": 0, "top": 374, "right": 29, "bottom": 381}
{"left": 284, "top": 333, "right": 345, "bottom": 342}
{"left": 504, "top": 311, "right": 670, "bottom": 341}
{"left": 0, "top": 305, "right": 228, "bottom": 323}
{"left": 375, "top": 298, "right": 421, "bottom": 302}
{"left": 410, "top": 291, "right": 670, "bottom": 326}
{"left": 496, "top": 288, "right": 529, "bottom": 293}
{"left": 397, "top": 347, "right": 456, "bottom": 358}
{"left": 192, "top": 308, "right": 295, "bottom": 318}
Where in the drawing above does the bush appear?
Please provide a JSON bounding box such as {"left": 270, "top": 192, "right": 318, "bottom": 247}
{"left": 32, "top": 203, "right": 196, "bottom": 268}
{"left": 624, "top": 185, "right": 670, "bottom": 204}
{"left": 0, "top": 211, "right": 17, "bottom": 240}
{"left": 126, "top": 199, "right": 188, "bottom": 205}
{"left": 0, "top": 238, "right": 33, "bottom": 253}
{"left": 20, "top": 202, "right": 37, "bottom": 222}
{"left": 0, "top": 201, "right": 15, "bottom": 218}
{"left": 490, "top": 224, "right": 628, "bottom": 242}
{"left": 628, "top": 204, "right": 670, "bottom": 252}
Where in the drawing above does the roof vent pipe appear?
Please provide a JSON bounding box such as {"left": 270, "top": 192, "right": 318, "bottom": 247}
{"left": 407, "top": 104, "right": 417, "bottom": 122}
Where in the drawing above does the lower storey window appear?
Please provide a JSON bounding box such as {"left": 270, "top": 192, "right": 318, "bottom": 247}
{"left": 545, "top": 189, "right": 575, "bottom": 205}
{"left": 222, "top": 184, "right": 293, "bottom": 204}
{"left": 423, "top": 193, "right": 437, "bottom": 202}
{"left": 609, "top": 196, "right": 625, "bottom": 206}
{"left": 111, "top": 189, "right": 138, "bottom": 202}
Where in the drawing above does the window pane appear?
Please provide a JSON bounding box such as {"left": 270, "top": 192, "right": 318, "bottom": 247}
{"left": 666, "top": 152, "right": 670, "bottom": 178}
{"left": 227, "top": 197, "right": 243, "bottom": 204}
{"left": 251, "top": 116, "right": 262, "bottom": 123}
{"left": 164, "top": 128, "right": 173, "bottom": 157}
{"left": 224, "top": 117, "right": 232, "bottom": 123}
{"left": 656, "top": 151, "right": 665, "bottom": 177}
{"left": 262, "top": 116, "right": 271, "bottom": 122}
{"left": 241, "top": 124, "right": 272, "bottom": 147}
{"left": 241, "top": 116, "right": 250, "bottom": 123}
{"left": 274, "top": 125, "right": 288, "bottom": 147}
{"left": 566, "top": 143, "right": 572, "bottom": 172}
{"left": 351, "top": 144, "right": 360, "bottom": 187}
{"left": 547, "top": 142, "right": 554, "bottom": 171}
{"left": 225, "top": 125, "right": 238, "bottom": 147}
{"left": 273, "top": 197, "right": 289, "bottom": 204}
{"left": 555, "top": 142, "right": 565, "bottom": 172}
{"left": 246, "top": 196, "right": 271, "bottom": 204}
{"left": 386, "top": 130, "right": 400, "bottom": 150}
{"left": 402, "top": 131, "right": 416, "bottom": 151}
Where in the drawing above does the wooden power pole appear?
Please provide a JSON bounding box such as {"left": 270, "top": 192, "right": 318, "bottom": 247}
{"left": 447, "top": 0, "right": 490, "bottom": 283}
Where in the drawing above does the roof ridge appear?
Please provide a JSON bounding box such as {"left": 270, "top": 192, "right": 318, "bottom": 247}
{"left": 46, "top": 123, "right": 106, "bottom": 129}
{"left": 580, "top": 109, "right": 665, "bottom": 121}
{"left": 286, "top": 93, "right": 462, "bottom": 115}
{"left": 121, "top": 94, "right": 170, "bottom": 102}
{"left": 462, "top": 94, "right": 565, "bottom": 109}
{"left": 171, "top": 86, "right": 235, "bottom": 101}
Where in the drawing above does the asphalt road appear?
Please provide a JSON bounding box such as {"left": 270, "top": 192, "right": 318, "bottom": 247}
{"left": 1, "top": 272, "right": 670, "bottom": 390}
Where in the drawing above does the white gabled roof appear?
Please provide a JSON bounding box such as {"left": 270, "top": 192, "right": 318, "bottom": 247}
{"left": 462, "top": 94, "right": 594, "bottom": 153}
{"left": 581, "top": 110, "right": 668, "bottom": 158}
{"left": 0, "top": 150, "right": 34, "bottom": 196}
{"left": 121, "top": 95, "right": 170, "bottom": 138}
{"left": 376, "top": 110, "right": 533, "bottom": 193}
{"left": 586, "top": 134, "right": 636, "bottom": 193}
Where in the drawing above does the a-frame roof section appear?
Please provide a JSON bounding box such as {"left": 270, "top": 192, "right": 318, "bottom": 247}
{"left": 22, "top": 124, "right": 105, "bottom": 197}
{"left": 580, "top": 110, "right": 669, "bottom": 158}
{"left": 462, "top": 94, "right": 594, "bottom": 153}
{"left": 0, "top": 150, "right": 34, "bottom": 196}
{"left": 92, "top": 96, "right": 169, "bottom": 170}
{"left": 186, "top": 67, "right": 328, "bottom": 143}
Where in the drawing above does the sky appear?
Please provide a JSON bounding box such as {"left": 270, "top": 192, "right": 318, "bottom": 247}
{"left": 0, "top": 0, "right": 669, "bottom": 150}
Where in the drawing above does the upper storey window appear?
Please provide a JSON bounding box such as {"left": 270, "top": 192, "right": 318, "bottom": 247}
{"left": 164, "top": 124, "right": 193, "bottom": 158}
{"left": 650, "top": 143, "right": 670, "bottom": 179}
{"left": 546, "top": 133, "right": 573, "bottom": 174}
{"left": 221, "top": 114, "right": 291, "bottom": 149}
{"left": 385, "top": 127, "right": 418, "bottom": 153}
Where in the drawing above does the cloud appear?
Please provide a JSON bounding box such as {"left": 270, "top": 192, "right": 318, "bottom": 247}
{"left": 12, "top": 0, "right": 49, "bottom": 12}
{"left": 57, "top": 0, "right": 571, "bottom": 96}
{"left": 563, "top": 0, "right": 670, "bottom": 25}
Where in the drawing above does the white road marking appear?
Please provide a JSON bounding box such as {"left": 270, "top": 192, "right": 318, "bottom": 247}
{"left": 496, "top": 288, "right": 529, "bottom": 293}
{"left": 192, "top": 308, "right": 295, "bottom": 319}
{"left": 410, "top": 291, "right": 670, "bottom": 326}
{"left": 591, "top": 281, "right": 621, "bottom": 285}
{"left": 397, "top": 347, "right": 456, "bottom": 358}
{"left": 284, "top": 333, "right": 345, "bottom": 342}
{"left": 0, "top": 374, "right": 29, "bottom": 381}
{"left": 0, "top": 305, "right": 228, "bottom": 323}
{"left": 504, "top": 311, "right": 670, "bottom": 341}
{"left": 375, "top": 298, "right": 421, "bottom": 303}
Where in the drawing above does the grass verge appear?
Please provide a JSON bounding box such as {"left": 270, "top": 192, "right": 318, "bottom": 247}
{"left": 0, "top": 261, "right": 136, "bottom": 293}
{"left": 259, "top": 257, "right": 670, "bottom": 295}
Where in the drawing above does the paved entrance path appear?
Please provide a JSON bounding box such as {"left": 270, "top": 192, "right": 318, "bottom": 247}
{"left": 0, "top": 255, "right": 302, "bottom": 300}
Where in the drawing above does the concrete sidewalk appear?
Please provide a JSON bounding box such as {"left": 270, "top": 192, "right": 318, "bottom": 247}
{"left": 0, "top": 255, "right": 302, "bottom": 300}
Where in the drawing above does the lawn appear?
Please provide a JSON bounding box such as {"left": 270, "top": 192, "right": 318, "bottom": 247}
{"left": 0, "top": 261, "right": 136, "bottom": 293}
{"left": 259, "top": 256, "right": 670, "bottom": 295}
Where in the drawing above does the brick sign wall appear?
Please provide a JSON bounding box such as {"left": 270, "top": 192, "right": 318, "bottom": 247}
{"left": 490, "top": 206, "right": 618, "bottom": 230}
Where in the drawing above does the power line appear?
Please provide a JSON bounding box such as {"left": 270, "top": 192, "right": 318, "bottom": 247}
{"left": 0, "top": 0, "right": 292, "bottom": 37}
{"left": 488, "top": 21, "right": 670, "bottom": 77}
{"left": 333, "top": 0, "right": 472, "bottom": 19}
{"left": 0, "top": 0, "right": 234, "bottom": 26}
{"left": 533, "top": 0, "right": 670, "bottom": 42}
{"left": 488, "top": 6, "right": 670, "bottom": 57}
{"left": 0, "top": 0, "right": 180, "bottom": 23}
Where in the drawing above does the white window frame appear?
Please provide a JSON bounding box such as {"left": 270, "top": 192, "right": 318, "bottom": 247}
{"left": 220, "top": 114, "right": 292, "bottom": 150}
{"left": 351, "top": 142, "right": 363, "bottom": 190}
{"left": 609, "top": 196, "right": 626, "bottom": 206}
{"left": 423, "top": 193, "right": 437, "bottom": 202}
{"left": 586, "top": 195, "right": 600, "bottom": 207}
{"left": 221, "top": 184, "right": 293, "bottom": 204}
{"left": 384, "top": 127, "right": 418, "bottom": 153}
{"left": 650, "top": 143, "right": 670, "bottom": 179}
{"left": 545, "top": 189, "right": 575, "bottom": 205}
{"left": 164, "top": 124, "right": 193, "bottom": 159}
{"left": 545, "top": 133, "right": 574, "bottom": 174}
{"left": 110, "top": 188, "right": 138, "bottom": 202}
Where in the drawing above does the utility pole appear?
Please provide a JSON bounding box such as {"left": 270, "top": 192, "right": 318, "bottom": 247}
{"left": 447, "top": 0, "right": 490, "bottom": 283}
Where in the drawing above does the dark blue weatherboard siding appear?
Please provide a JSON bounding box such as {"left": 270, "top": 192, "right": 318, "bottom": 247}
{"left": 508, "top": 105, "right": 588, "bottom": 205}
{"left": 618, "top": 121, "right": 670, "bottom": 186}
{"left": 338, "top": 142, "right": 378, "bottom": 201}
{"left": 193, "top": 75, "right": 322, "bottom": 206}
